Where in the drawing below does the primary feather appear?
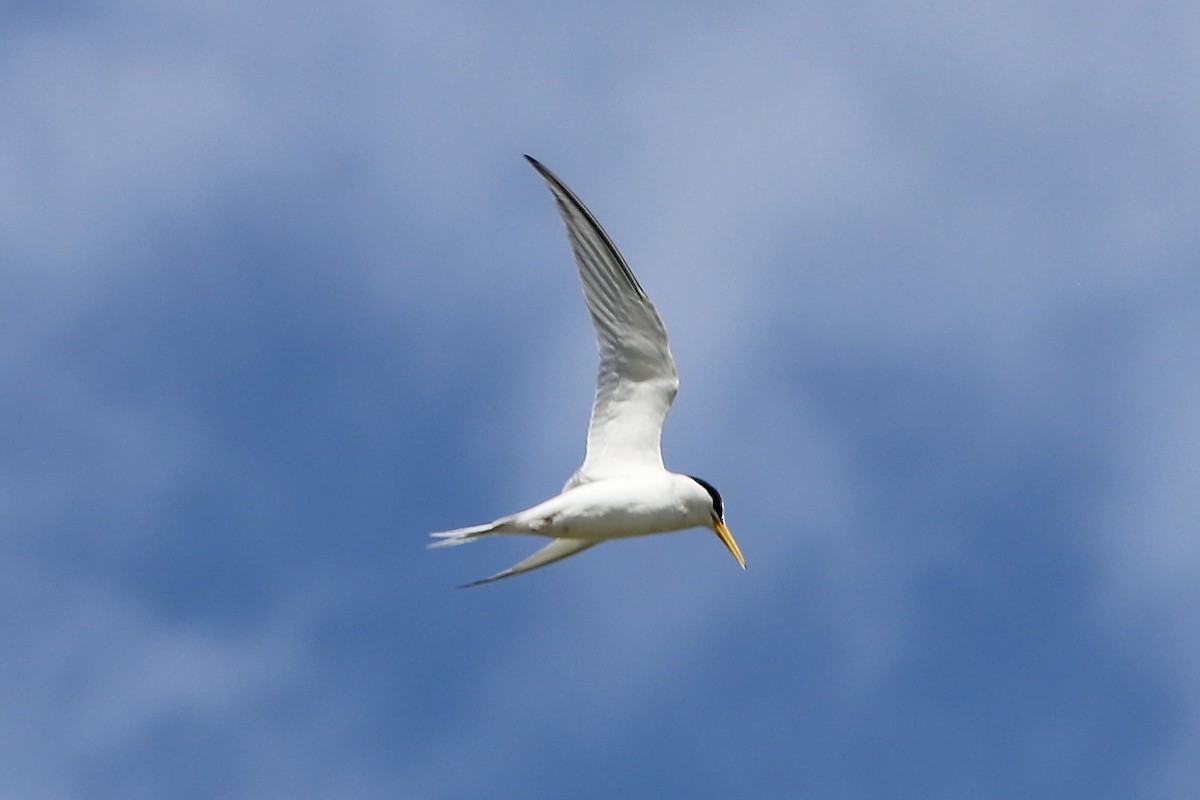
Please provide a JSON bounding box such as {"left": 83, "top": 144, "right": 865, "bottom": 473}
{"left": 525, "top": 156, "right": 680, "bottom": 489}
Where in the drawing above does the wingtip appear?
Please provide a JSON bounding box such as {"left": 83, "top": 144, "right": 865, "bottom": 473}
{"left": 524, "top": 154, "right": 550, "bottom": 177}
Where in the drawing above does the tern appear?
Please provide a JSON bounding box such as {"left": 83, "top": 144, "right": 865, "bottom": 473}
{"left": 429, "top": 156, "right": 745, "bottom": 587}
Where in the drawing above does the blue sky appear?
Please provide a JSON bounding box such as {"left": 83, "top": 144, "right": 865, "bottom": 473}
{"left": 3, "top": 1, "right": 1198, "bottom": 797}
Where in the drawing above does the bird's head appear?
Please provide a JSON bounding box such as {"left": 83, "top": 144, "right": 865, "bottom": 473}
{"left": 688, "top": 476, "right": 745, "bottom": 569}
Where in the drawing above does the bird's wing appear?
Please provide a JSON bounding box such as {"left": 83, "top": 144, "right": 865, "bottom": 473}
{"left": 526, "top": 156, "right": 679, "bottom": 486}
{"left": 459, "top": 538, "right": 597, "bottom": 588}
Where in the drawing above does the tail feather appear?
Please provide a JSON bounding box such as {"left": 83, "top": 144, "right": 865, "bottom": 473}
{"left": 427, "top": 521, "right": 502, "bottom": 549}
{"left": 459, "top": 538, "right": 597, "bottom": 588}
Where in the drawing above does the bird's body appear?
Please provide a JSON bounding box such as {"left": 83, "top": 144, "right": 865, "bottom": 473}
{"left": 437, "top": 472, "right": 715, "bottom": 542}
{"left": 430, "top": 156, "right": 744, "bottom": 586}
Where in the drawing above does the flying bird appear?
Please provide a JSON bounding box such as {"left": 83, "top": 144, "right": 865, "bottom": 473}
{"left": 429, "top": 156, "right": 745, "bottom": 587}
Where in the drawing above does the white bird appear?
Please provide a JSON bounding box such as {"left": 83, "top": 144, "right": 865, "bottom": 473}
{"left": 429, "top": 156, "right": 745, "bottom": 587}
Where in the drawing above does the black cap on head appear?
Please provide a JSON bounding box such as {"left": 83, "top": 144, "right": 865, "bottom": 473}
{"left": 687, "top": 475, "right": 724, "bottom": 520}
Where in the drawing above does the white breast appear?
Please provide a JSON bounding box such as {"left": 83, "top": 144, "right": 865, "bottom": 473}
{"left": 511, "top": 473, "right": 707, "bottom": 540}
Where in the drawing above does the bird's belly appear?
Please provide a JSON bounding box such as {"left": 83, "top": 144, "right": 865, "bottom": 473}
{"left": 559, "top": 507, "right": 689, "bottom": 539}
{"left": 520, "top": 481, "right": 696, "bottom": 540}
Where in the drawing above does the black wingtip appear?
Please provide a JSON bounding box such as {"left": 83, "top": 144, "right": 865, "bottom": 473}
{"left": 524, "top": 154, "right": 551, "bottom": 179}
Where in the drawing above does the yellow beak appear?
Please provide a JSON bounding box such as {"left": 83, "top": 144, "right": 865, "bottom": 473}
{"left": 713, "top": 519, "right": 746, "bottom": 569}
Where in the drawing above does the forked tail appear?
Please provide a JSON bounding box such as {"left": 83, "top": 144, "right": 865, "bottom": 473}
{"left": 427, "top": 521, "right": 502, "bottom": 549}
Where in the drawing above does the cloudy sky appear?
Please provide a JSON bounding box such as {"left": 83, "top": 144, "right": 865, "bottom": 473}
{"left": 3, "top": 1, "right": 1199, "bottom": 797}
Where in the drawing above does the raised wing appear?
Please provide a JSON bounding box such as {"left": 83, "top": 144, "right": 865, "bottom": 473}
{"left": 526, "top": 156, "right": 679, "bottom": 486}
